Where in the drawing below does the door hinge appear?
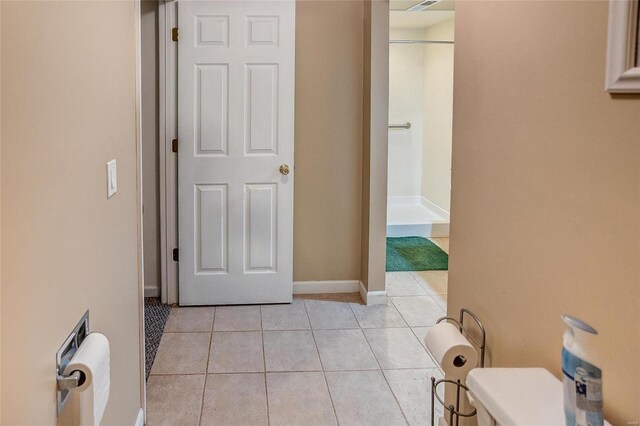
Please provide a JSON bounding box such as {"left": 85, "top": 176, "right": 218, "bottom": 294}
{"left": 172, "top": 248, "right": 179, "bottom": 262}
{"left": 172, "top": 138, "right": 178, "bottom": 153}
{"left": 172, "top": 27, "right": 179, "bottom": 42}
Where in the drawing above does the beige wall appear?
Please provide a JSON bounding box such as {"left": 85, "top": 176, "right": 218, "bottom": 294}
{"left": 293, "top": 0, "right": 364, "bottom": 281}
{"left": 0, "top": 1, "right": 2, "bottom": 416}
{"left": 449, "top": 1, "right": 640, "bottom": 424}
{"left": 1, "top": 2, "right": 142, "bottom": 424}
{"left": 422, "top": 18, "right": 453, "bottom": 212}
{"left": 141, "top": 0, "right": 160, "bottom": 296}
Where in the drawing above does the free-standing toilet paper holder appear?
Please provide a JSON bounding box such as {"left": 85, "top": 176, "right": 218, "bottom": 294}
{"left": 430, "top": 308, "right": 486, "bottom": 426}
{"left": 56, "top": 310, "right": 90, "bottom": 415}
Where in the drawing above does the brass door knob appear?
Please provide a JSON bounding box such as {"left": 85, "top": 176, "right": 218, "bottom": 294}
{"left": 279, "top": 164, "right": 290, "bottom": 175}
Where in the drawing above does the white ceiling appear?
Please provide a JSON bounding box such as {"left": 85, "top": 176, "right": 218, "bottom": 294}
{"left": 390, "top": 10, "right": 455, "bottom": 29}
{"left": 390, "top": 0, "right": 455, "bottom": 11}
{"left": 389, "top": 0, "right": 422, "bottom": 10}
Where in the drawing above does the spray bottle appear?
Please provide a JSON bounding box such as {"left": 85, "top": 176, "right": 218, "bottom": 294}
{"left": 562, "top": 315, "right": 603, "bottom": 426}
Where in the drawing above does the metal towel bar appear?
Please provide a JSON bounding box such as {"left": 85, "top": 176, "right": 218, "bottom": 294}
{"left": 388, "top": 122, "right": 411, "bottom": 129}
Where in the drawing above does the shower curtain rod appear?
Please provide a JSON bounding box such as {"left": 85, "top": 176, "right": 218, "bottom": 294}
{"left": 389, "top": 39, "right": 454, "bottom": 45}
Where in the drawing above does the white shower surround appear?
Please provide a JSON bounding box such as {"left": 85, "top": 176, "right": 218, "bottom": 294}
{"left": 387, "top": 22, "right": 453, "bottom": 238}
{"left": 388, "top": 28, "right": 425, "bottom": 198}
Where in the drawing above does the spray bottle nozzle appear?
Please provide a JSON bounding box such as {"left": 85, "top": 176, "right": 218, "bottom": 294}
{"left": 561, "top": 315, "right": 598, "bottom": 335}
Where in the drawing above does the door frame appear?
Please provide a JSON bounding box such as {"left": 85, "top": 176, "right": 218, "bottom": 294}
{"left": 157, "top": 0, "right": 389, "bottom": 305}
{"left": 135, "top": 0, "right": 147, "bottom": 420}
{"left": 158, "top": 0, "right": 179, "bottom": 304}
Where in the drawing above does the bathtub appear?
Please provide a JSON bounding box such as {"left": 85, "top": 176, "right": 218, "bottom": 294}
{"left": 386, "top": 196, "right": 449, "bottom": 238}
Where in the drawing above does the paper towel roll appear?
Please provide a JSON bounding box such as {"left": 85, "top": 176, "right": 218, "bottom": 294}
{"left": 425, "top": 322, "right": 478, "bottom": 380}
{"left": 64, "top": 333, "right": 110, "bottom": 426}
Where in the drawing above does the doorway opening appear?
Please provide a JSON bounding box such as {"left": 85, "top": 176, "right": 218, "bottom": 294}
{"left": 385, "top": 0, "right": 454, "bottom": 313}
{"left": 140, "top": 0, "right": 171, "bottom": 382}
{"left": 141, "top": 0, "right": 297, "bottom": 377}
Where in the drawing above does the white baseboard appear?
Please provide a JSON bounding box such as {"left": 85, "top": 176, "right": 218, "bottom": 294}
{"left": 359, "top": 281, "right": 388, "bottom": 305}
{"left": 134, "top": 408, "right": 144, "bottom": 426}
{"left": 144, "top": 286, "right": 160, "bottom": 298}
{"left": 293, "top": 280, "right": 360, "bottom": 294}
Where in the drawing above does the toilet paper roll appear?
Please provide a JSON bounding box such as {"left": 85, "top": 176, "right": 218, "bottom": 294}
{"left": 64, "top": 333, "right": 110, "bottom": 426}
{"left": 425, "top": 322, "right": 478, "bottom": 381}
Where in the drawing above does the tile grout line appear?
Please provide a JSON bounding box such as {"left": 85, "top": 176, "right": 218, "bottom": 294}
{"left": 411, "top": 249, "right": 451, "bottom": 422}
{"left": 259, "top": 306, "right": 271, "bottom": 426}
{"left": 303, "top": 297, "right": 341, "bottom": 426}
{"left": 345, "top": 301, "right": 382, "bottom": 372}
{"left": 409, "top": 327, "right": 444, "bottom": 374}
{"left": 395, "top": 276, "right": 447, "bottom": 377}
{"left": 174, "top": 328, "right": 261, "bottom": 333}
{"left": 149, "top": 366, "right": 450, "bottom": 377}
{"left": 388, "top": 300, "right": 443, "bottom": 362}
{"left": 408, "top": 270, "right": 431, "bottom": 297}
{"left": 388, "top": 294, "right": 446, "bottom": 328}
{"left": 426, "top": 292, "right": 447, "bottom": 316}
{"left": 346, "top": 299, "right": 366, "bottom": 330}
{"left": 197, "top": 308, "right": 216, "bottom": 426}
{"left": 408, "top": 268, "right": 449, "bottom": 301}
{"left": 388, "top": 296, "right": 413, "bottom": 328}
{"left": 350, "top": 300, "right": 410, "bottom": 426}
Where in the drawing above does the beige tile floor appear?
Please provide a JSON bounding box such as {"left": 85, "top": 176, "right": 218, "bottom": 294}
{"left": 147, "top": 240, "right": 449, "bottom": 426}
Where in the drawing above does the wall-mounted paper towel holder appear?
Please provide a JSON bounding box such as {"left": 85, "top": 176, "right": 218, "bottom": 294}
{"left": 56, "top": 310, "right": 89, "bottom": 415}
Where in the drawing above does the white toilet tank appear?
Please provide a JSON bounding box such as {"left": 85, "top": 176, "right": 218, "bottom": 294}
{"left": 466, "top": 368, "right": 567, "bottom": 426}
{"left": 466, "top": 368, "right": 611, "bottom": 426}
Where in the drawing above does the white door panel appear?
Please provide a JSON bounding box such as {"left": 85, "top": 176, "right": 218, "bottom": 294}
{"left": 178, "top": 0, "right": 294, "bottom": 305}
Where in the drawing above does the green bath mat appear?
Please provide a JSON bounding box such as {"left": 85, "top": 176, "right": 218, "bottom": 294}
{"left": 386, "top": 237, "right": 449, "bottom": 272}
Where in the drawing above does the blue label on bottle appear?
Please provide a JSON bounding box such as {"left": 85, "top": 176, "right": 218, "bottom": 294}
{"left": 562, "top": 348, "right": 603, "bottom": 426}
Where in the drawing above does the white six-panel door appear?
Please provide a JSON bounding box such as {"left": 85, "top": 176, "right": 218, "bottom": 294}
{"left": 178, "top": 0, "right": 295, "bottom": 305}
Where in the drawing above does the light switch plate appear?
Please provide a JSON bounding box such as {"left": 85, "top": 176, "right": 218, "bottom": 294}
{"left": 107, "top": 159, "right": 117, "bottom": 198}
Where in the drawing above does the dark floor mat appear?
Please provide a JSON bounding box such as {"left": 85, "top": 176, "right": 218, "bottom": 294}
{"left": 386, "top": 237, "right": 449, "bottom": 271}
{"left": 144, "top": 297, "right": 171, "bottom": 380}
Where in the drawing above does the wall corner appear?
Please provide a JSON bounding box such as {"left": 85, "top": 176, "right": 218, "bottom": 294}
{"left": 361, "top": 0, "right": 389, "bottom": 293}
